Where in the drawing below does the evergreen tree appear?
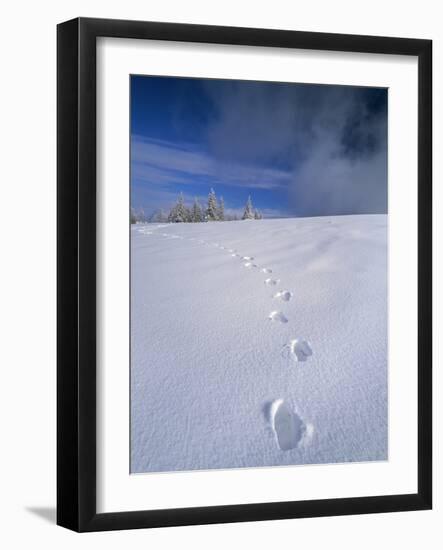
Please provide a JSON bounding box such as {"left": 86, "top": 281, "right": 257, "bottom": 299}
{"left": 242, "top": 195, "right": 255, "bottom": 220}
{"left": 137, "top": 207, "right": 146, "bottom": 223}
{"left": 254, "top": 209, "right": 262, "bottom": 220}
{"left": 131, "top": 207, "right": 148, "bottom": 223}
{"left": 184, "top": 206, "right": 192, "bottom": 222}
{"left": 206, "top": 188, "right": 218, "bottom": 221}
{"left": 217, "top": 196, "right": 225, "bottom": 221}
{"left": 167, "top": 207, "right": 175, "bottom": 223}
{"left": 149, "top": 208, "right": 168, "bottom": 223}
{"left": 192, "top": 198, "right": 203, "bottom": 222}
{"left": 168, "top": 193, "right": 187, "bottom": 222}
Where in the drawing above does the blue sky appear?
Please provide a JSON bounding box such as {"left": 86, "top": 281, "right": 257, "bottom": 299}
{"left": 131, "top": 75, "right": 387, "bottom": 218}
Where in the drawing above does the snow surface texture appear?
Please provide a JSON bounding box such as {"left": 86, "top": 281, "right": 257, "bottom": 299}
{"left": 131, "top": 215, "right": 388, "bottom": 473}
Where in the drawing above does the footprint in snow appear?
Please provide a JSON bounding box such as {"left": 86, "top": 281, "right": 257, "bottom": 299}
{"left": 274, "top": 290, "right": 293, "bottom": 302}
{"left": 261, "top": 268, "right": 272, "bottom": 274}
{"left": 268, "top": 311, "right": 288, "bottom": 323}
{"left": 228, "top": 249, "right": 235, "bottom": 253}
{"left": 242, "top": 256, "right": 254, "bottom": 261}
{"left": 269, "top": 399, "right": 312, "bottom": 451}
{"left": 243, "top": 262, "right": 258, "bottom": 269}
{"left": 264, "top": 278, "right": 280, "bottom": 286}
{"left": 281, "top": 339, "right": 313, "bottom": 362}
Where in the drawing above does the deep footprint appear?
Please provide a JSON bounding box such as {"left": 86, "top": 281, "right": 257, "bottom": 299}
{"left": 264, "top": 278, "right": 280, "bottom": 286}
{"left": 268, "top": 311, "right": 288, "bottom": 323}
{"left": 261, "top": 268, "right": 272, "bottom": 274}
{"left": 270, "top": 399, "right": 307, "bottom": 451}
{"left": 282, "top": 339, "right": 313, "bottom": 362}
{"left": 274, "top": 290, "right": 293, "bottom": 302}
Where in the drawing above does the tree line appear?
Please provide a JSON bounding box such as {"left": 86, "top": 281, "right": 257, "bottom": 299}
{"left": 131, "top": 189, "right": 263, "bottom": 223}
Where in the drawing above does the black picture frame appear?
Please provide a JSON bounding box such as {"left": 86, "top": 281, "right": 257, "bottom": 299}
{"left": 57, "top": 17, "right": 432, "bottom": 532}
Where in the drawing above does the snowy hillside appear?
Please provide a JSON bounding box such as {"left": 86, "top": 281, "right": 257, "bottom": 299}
{"left": 131, "top": 215, "right": 388, "bottom": 473}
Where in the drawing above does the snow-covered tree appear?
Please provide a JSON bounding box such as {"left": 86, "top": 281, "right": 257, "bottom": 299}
{"left": 149, "top": 208, "right": 168, "bottom": 223}
{"left": 191, "top": 198, "right": 203, "bottom": 222}
{"left": 217, "top": 196, "right": 225, "bottom": 221}
{"left": 206, "top": 188, "right": 218, "bottom": 221}
{"left": 167, "top": 208, "right": 175, "bottom": 223}
{"left": 131, "top": 207, "right": 147, "bottom": 223}
{"left": 161, "top": 190, "right": 258, "bottom": 223}
{"left": 168, "top": 193, "right": 188, "bottom": 223}
{"left": 242, "top": 196, "right": 255, "bottom": 220}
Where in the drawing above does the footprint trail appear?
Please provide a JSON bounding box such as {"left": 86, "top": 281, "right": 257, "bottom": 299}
{"left": 138, "top": 224, "right": 315, "bottom": 452}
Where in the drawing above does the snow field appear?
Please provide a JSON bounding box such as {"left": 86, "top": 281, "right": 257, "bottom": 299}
{"left": 131, "top": 216, "right": 387, "bottom": 472}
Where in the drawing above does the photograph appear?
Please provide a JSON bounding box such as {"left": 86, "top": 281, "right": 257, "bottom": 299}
{"left": 130, "top": 75, "right": 388, "bottom": 474}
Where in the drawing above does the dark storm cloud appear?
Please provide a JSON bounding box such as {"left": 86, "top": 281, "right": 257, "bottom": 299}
{"left": 200, "top": 81, "right": 387, "bottom": 216}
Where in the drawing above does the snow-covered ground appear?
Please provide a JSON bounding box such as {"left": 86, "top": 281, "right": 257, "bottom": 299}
{"left": 131, "top": 215, "right": 388, "bottom": 473}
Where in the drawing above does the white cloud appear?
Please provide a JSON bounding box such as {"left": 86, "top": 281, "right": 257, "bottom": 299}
{"left": 132, "top": 135, "right": 292, "bottom": 190}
